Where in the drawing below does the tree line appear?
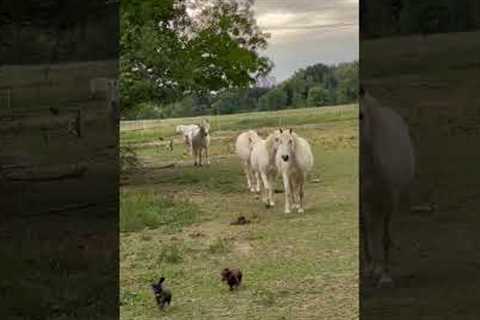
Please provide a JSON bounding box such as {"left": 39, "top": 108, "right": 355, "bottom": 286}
{"left": 124, "top": 60, "right": 358, "bottom": 120}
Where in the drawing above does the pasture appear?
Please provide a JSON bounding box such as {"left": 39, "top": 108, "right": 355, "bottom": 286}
{"left": 120, "top": 105, "right": 359, "bottom": 319}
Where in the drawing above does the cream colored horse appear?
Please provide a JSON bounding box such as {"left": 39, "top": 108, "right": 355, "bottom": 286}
{"left": 190, "top": 120, "right": 210, "bottom": 166}
{"left": 360, "top": 87, "right": 415, "bottom": 288}
{"left": 275, "top": 129, "right": 314, "bottom": 214}
{"left": 235, "top": 130, "right": 261, "bottom": 192}
{"left": 250, "top": 130, "right": 282, "bottom": 207}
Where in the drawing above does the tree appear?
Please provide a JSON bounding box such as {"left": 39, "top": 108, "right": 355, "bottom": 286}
{"left": 258, "top": 87, "right": 287, "bottom": 111}
{"left": 335, "top": 61, "right": 359, "bottom": 104}
{"left": 120, "top": 0, "right": 272, "bottom": 115}
{"left": 307, "top": 86, "right": 329, "bottom": 107}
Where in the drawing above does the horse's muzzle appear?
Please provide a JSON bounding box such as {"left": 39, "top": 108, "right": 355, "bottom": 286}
{"left": 281, "top": 155, "right": 289, "bottom": 162}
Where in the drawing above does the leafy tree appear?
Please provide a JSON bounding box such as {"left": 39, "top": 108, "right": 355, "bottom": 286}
{"left": 258, "top": 87, "right": 288, "bottom": 111}
{"left": 335, "top": 61, "right": 359, "bottom": 104}
{"left": 307, "top": 86, "right": 329, "bottom": 107}
{"left": 120, "top": 0, "right": 272, "bottom": 114}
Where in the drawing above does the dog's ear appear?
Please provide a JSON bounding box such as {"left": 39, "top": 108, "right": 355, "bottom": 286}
{"left": 159, "top": 277, "right": 165, "bottom": 284}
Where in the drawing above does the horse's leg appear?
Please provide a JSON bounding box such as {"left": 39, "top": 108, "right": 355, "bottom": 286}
{"left": 260, "top": 171, "right": 273, "bottom": 207}
{"left": 199, "top": 148, "right": 203, "bottom": 166}
{"left": 288, "top": 176, "right": 297, "bottom": 209}
{"left": 248, "top": 166, "right": 257, "bottom": 193}
{"left": 282, "top": 172, "right": 291, "bottom": 214}
{"left": 243, "top": 162, "right": 252, "bottom": 191}
{"left": 297, "top": 173, "right": 305, "bottom": 213}
{"left": 193, "top": 148, "right": 198, "bottom": 166}
{"left": 267, "top": 172, "right": 275, "bottom": 207}
{"left": 255, "top": 171, "right": 261, "bottom": 193}
{"left": 205, "top": 146, "right": 210, "bottom": 165}
{"left": 378, "top": 190, "right": 398, "bottom": 288}
{"left": 185, "top": 135, "right": 191, "bottom": 154}
{"left": 367, "top": 204, "right": 384, "bottom": 282}
{"left": 360, "top": 203, "right": 374, "bottom": 279}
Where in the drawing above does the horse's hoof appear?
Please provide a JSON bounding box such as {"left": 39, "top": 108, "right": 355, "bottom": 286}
{"left": 284, "top": 209, "right": 291, "bottom": 214}
{"left": 298, "top": 208, "right": 304, "bottom": 213}
{"left": 249, "top": 188, "right": 256, "bottom": 193}
{"left": 269, "top": 202, "right": 275, "bottom": 207}
{"left": 377, "top": 274, "right": 395, "bottom": 288}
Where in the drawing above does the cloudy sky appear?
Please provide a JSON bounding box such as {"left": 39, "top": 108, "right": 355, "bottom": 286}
{"left": 254, "top": 0, "right": 358, "bottom": 82}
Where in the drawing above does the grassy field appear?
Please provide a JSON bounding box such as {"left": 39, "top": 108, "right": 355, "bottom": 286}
{"left": 120, "top": 105, "right": 359, "bottom": 320}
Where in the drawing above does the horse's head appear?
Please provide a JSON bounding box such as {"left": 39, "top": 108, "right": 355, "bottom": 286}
{"left": 268, "top": 129, "right": 283, "bottom": 154}
{"left": 247, "top": 130, "right": 260, "bottom": 145}
{"left": 199, "top": 120, "right": 210, "bottom": 137}
{"left": 278, "top": 128, "right": 296, "bottom": 163}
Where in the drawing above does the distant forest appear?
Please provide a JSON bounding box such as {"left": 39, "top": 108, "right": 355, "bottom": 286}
{"left": 124, "top": 60, "right": 358, "bottom": 120}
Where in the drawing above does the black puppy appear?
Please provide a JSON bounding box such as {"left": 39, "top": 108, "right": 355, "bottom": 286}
{"left": 151, "top": 277, "right": 172, "bottom": 310}
{"left": 221, "top": 268, "right": 243, "bottom": 290}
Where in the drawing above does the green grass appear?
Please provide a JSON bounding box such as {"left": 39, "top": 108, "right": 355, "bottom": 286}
{"left": 120, "top": 191, "right": 199, "bottom": 233}
{"left": 120, "top": 105, "right": 358, "bottom": 320}
{"left": 120, "top": 104, "right": 357, "bottom": 145}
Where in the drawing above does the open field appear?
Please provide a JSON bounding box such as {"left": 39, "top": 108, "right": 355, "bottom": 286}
{"left": 120, "top": 105, "right": 359, "bottom": 319}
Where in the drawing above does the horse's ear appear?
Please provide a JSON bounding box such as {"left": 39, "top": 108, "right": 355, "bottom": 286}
{"left": 279, "top": 128, "right": 283, "bottom": 133}
{"left": 289, "top": 128, "right": 293, "bottom": 134}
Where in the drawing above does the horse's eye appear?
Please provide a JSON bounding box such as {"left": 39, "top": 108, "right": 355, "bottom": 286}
{"left": 289, "top": 139, "right": 293, "bottom": 144}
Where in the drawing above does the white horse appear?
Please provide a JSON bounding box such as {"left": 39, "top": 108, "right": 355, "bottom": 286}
{"left": 190, "top": 120, "right": 210, "bottom": 166}
{"left": 235, "top": 130, "right": 262, "bottom": 192}
{"left": 276, "top": 129, "right": 314, "bottom": 214}
{"left": 250, "top": 130, "right": 282, "bottom": 207}
{"left": 176, "top": 124, "right": 198, "bottom": 154}
{"left": 360, "top": 87, "right": 415, "bottom": 288}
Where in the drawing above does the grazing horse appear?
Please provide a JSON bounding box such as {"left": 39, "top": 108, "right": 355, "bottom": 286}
{"left": 250, "top": 130, "right": 282, "bottom": 207}
{"left": 190, "top": 120, "right": 210, "bottom": 166}
{"left": 360, "top": 87, "right": 415, "bottom": 287}
{"left": 275, "top": 129, "right": 314, "bottom": 214}
{"left": 235, "top": 130, "right": 261, "bottom": 192}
